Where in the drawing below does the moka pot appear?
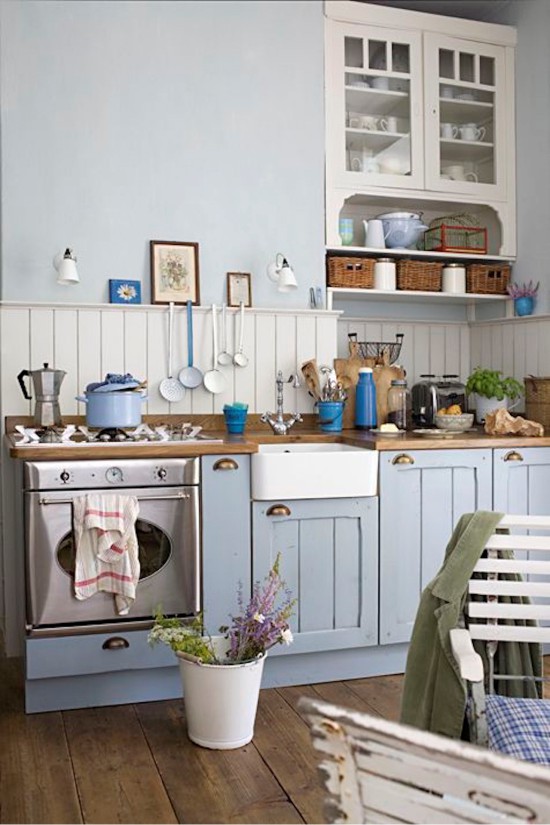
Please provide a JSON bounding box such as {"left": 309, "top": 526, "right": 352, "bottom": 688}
{"left": 17, "top": 363, "right": 66, "bottom": 427}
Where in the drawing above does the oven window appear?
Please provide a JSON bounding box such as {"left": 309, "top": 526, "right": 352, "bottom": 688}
{"left": 56, "top": 519, "right": 172, "bottom": 579}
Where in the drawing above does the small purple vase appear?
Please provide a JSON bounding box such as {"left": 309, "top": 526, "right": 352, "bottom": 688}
{"left": 515, "top": 296, "right": 535, "bottom": 317}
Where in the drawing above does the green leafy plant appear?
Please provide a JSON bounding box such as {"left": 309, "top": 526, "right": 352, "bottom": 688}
{"left": 148, "top": 554, "right": 296, "bottom": 664}
{"left": 465, "top": 367, "right": 523, "bottom": 401}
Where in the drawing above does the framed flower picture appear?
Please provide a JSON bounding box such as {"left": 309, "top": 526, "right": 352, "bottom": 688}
{"left": 109, "top": 279, "right": 142, "bottom": 304}
{"left": 150, "top": 240, "right": 200, "bottom": 305}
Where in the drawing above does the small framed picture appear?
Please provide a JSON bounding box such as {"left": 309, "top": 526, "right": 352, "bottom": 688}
{"left": 109, "top": 279, "right": 142, "bottom": 304}
{"left": 150, "top": 240, "right": 200, "bottom": 305}
{"left": 227, "top": 272, "right": 252, "bottom": 308}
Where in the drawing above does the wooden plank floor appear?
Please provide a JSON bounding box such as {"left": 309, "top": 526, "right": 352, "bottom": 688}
{"left": 0, "top": 649, "right": 404, "bottom": 825}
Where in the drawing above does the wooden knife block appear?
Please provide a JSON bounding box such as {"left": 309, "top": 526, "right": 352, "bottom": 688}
{"left": 334, "top": 357, "right": 405, "bottom": 429}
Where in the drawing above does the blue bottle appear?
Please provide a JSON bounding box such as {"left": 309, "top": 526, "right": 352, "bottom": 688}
{"left": 355, "top": 367, "right": 377, "bottom": 429}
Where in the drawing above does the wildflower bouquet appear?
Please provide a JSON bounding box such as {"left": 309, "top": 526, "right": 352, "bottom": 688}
{"left": 148, "top": 553, "right": 296, "bottom": 664}
{"left": 507, "top": 280, "right": 539, "bottom": 299}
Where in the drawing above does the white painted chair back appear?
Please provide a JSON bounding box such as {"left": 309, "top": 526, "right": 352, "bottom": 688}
{"left": 300, "top": 696, "right": 550, "bottom": 824}
{"left": 465, "top": 514, "right": 550, "bottom": 692}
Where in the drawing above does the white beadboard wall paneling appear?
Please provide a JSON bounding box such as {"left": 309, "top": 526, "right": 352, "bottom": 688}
{"left": 470, "top": 316, "right": 550, "bottom": 389}
{"left": 337, "top": 316, "right": 471, "bottom": 385}
{"left": 0, "top": 303, "right": 341, "bottom": 423}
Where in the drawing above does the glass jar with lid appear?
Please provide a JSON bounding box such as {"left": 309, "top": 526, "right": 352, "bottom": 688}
{"left": 387, "top": 379, "right": 412, "bottom": 430}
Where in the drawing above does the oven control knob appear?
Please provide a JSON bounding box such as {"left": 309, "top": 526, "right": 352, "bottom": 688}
{"left": 60, "top": 470, "right": 71, "bottom": 484}
{"left": 156, "top": 467, "right": 167, "bottom": 481}
{"left": 106, "top": 466, "right": 124, "bottom": 484}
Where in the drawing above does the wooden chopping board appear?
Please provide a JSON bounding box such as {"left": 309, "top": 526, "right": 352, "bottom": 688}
{"left": 335, "top": 357, "right": 405, "bottom": 429}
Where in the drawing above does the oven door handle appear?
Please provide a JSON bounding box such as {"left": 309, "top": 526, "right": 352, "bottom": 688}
{"left": 38, "top": 492, "right": 191, "bottom": 505}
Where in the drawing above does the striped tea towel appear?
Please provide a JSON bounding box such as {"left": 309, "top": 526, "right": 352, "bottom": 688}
{"left": 73, "top": 494, "right": 140, "bottom": 615}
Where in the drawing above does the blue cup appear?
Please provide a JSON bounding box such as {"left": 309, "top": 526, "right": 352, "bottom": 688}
{"left": 317, "top": 401, "right": 344, "bottom": 433}
{"left": 223, "top": 406, "right": 248, "bottom": 434}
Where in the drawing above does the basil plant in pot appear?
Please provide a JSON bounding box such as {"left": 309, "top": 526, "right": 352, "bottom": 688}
{"left": 465, "top": 367, "right": 523, "bottom": 424}
{"left": 149, "top": 554, "right": 296, "bottom": 750}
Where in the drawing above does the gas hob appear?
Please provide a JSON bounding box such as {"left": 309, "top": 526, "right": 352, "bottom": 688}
{"left": 13, "top": 423, "right": 223, "bottom": 446}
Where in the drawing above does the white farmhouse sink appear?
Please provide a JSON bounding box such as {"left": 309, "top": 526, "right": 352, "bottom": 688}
{"left": 251, "top": 442, "right": 378, "bottom": 500}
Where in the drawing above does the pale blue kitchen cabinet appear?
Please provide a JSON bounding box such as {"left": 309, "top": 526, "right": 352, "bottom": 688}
{"left": 493, "top": 446, "right": 550, "bottom": 515}
{"left": 252, "top": 497, "right": 378, "bottom": 655}
{"left": 201, "top": 455, "right": 251, "bottom": 632}
{"left": 379, "top": 448, "right": 492, "bottom": 645}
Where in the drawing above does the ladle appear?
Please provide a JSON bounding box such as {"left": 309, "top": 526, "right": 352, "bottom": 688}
{"left": 218, "top": 303, "right": 232, "bottom": 366}
{"left": 233, "top": 302, "right": 249, "bottom": 367}
{"left": 179, "top": 301, "right": 203, "bottom": 389}
{"left": 203, "top": 304, "right": 227, "bottom": 394}
{"left": 159, "top": 302, "right": 186, "bottom": 402}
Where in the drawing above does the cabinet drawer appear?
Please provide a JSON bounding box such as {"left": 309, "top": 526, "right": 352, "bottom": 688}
{"left": 26, "top": 629, "right": 175, "bottom": 679}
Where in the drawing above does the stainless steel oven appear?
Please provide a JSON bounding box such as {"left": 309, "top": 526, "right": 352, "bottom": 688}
{"left": 23, "top": 457, "right": 200, "bottom": 636}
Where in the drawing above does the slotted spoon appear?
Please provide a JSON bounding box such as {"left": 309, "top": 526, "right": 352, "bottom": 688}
{"left": 160, "top": 302, "right": 185, "bottom": 402}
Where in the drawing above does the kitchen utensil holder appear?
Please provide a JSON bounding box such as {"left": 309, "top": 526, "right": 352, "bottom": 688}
{"left": 466, "top": 263, "right": 511, "bottom": 295}
{"left": 424, "top": 224, "right": 487, "bottom": 254}
{"left": 348, "top": 333, "right": 404, "bottom": 364}
{"left": 397, "top": 260, "right": 442, "bottom": 292}
{"left": 327, "top": 256, "right": 375, "bottom": 289}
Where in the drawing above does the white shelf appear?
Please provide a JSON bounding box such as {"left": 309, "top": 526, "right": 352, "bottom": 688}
{"left": 327, "top": 246, "right": 513, "bottom": 262}
{"left": 326, "top": 286, "right": 513, "bottom": 319}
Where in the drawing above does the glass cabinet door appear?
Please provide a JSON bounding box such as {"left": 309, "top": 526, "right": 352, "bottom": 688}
{"left": 424, "top": 33, "right": 508, "bottom": 199}
{"left": 326, "top": 22, "right": 424, "bottom": 191}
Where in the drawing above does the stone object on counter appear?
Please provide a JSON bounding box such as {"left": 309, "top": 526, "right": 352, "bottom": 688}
{"left": 484, "top": 407, "right": 544, "bottom": 437}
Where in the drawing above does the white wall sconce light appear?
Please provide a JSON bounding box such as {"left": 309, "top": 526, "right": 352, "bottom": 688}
{"left": 267, "top": 253, "right": 298, "bottom": 293}
{"left": 54, "top": 248, "right": 79, "bottom": 285}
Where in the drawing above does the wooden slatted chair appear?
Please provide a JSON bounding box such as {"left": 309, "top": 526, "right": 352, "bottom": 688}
{"left": 450, "top": 513, "right": 550, "bottom": 764}
{"left": 300, "top": 696, "right": 550, "bottom": 824}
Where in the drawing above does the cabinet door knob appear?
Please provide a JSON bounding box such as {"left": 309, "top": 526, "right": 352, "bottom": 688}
{"left": 266, "top": 504, "right": 291, "bottom": 517}
{"left": 504, "top": 450, "right": 524, "bottom": 462}
{"left": 102, "top": 637, "right": 129, "bottom": 650}
{"left": 213, "top": 458, "right": 239, "bottom": 471}
{"left": 392, "top": 453, "right": 415, "bottom": 465}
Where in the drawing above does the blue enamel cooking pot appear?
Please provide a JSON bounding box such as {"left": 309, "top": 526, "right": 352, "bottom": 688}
{"left": 75, "top": 391, "right": 147, "bottom": 428}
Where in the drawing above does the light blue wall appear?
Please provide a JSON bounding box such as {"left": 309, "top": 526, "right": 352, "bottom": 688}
{"left": 0, "top": 0, "right": 325, "bottom": 307}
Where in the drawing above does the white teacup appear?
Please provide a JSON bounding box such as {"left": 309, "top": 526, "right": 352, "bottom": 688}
{"left": 440, "top": 122, "right": 458, "bottom": 139}
{"left": 441, "top": 85, "right": 454, "bottom": 99}
{"left": 379, "top": 116, "right": 398, "bottom": 132}
{"left": 372, "top": 76, "right": 390, "bottom": 90}
{"left": 360, "top": 115, "right": 379, "bottom": 130}
{"left": 458, "top": 123, "right": 485, "bottom": 142}
{"left": 442, "top": 164, "right": 478, "bottom": 182}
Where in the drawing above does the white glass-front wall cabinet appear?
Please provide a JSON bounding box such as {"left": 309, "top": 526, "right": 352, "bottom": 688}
{"left": 325, "top": 1, "right": 517, "bottom": 253}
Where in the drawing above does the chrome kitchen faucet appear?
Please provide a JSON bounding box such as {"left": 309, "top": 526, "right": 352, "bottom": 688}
{"left": 261, "top": 370, "right": 303, "bottom": 435}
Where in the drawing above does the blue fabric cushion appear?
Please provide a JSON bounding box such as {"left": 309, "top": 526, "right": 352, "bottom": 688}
{"left": 486, "top": 695, "right": 550, "bottom": 765}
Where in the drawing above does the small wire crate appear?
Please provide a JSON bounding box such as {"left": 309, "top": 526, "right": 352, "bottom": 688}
{"left": 424, "top": 224, "right": 487, "bottom": 254}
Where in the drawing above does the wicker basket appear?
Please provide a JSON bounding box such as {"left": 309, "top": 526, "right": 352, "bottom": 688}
{"left": 466, "top": 264, "right": 511, "bottom": 295}
{"left": 525, "top": 376, "right": 550, "bottom": 431}
{"left": 327, "top": 256, "right": 375, "bottom": 288}
{"left": 424, "top": 224, "right": 487, "bottom": 254}
{"left": 396, "top": 260, "right": 443, "bottom": 292}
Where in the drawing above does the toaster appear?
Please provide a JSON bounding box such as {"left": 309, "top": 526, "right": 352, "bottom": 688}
{"left": 412, "top": 375, "right": 467, "bottom": 427}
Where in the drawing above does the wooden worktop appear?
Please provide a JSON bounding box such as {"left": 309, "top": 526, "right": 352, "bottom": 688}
{"left": 6, "top": 413, "right": 550, "bottom": 459}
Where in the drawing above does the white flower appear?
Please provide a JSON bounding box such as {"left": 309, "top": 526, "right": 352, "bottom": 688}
{"left": 253, "top": 612, "right": 265, "bottom": 623}
{"left": 117, "top": 283, "right": 137, "bottom": 301}
{"left": 281, "top": 628, "right": 294, "bottom": 645}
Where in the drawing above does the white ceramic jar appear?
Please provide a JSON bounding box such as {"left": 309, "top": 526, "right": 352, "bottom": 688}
{"left": 374, "top": 258, "right": 396, "bottom": 290}
{"left": 442, "top": 263, "right": 466, "bottom": 294}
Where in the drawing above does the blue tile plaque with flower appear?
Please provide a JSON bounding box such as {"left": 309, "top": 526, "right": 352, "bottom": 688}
{"left": 109, "top": 279, "right": 142, "bottom": 304}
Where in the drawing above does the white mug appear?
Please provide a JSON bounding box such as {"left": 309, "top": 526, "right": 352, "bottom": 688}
{"left": 379, "top": 116, "right": 398, "bottom": 132}
{"left": 459, "top": 124, "right": 485, "bottom": 142}
{"left": 442, "top": 164, "right": 478, "bottom": 182}
{"left": 372, "top": 76, "right": 390, "bottom": 90}
{"left": 440, "top": 122, "right": 458, "bottom": 139}
{"left": 441, "top": 85, "right": 454, "bottom": 99}
{"left": 360, "top": 115, "right": 379, "bottom": 130}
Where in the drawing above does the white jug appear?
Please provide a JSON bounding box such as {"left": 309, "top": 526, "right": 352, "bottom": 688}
{"left": 363, "top": 219, "right": 386, "bottom": 249}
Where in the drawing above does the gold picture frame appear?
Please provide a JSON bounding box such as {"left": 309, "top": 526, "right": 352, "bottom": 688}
{"left": 150, "top": 240, "right": 200, "bottom": 304}
{"left": 227, "top": 272, "right": 252, "bottom": 308}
